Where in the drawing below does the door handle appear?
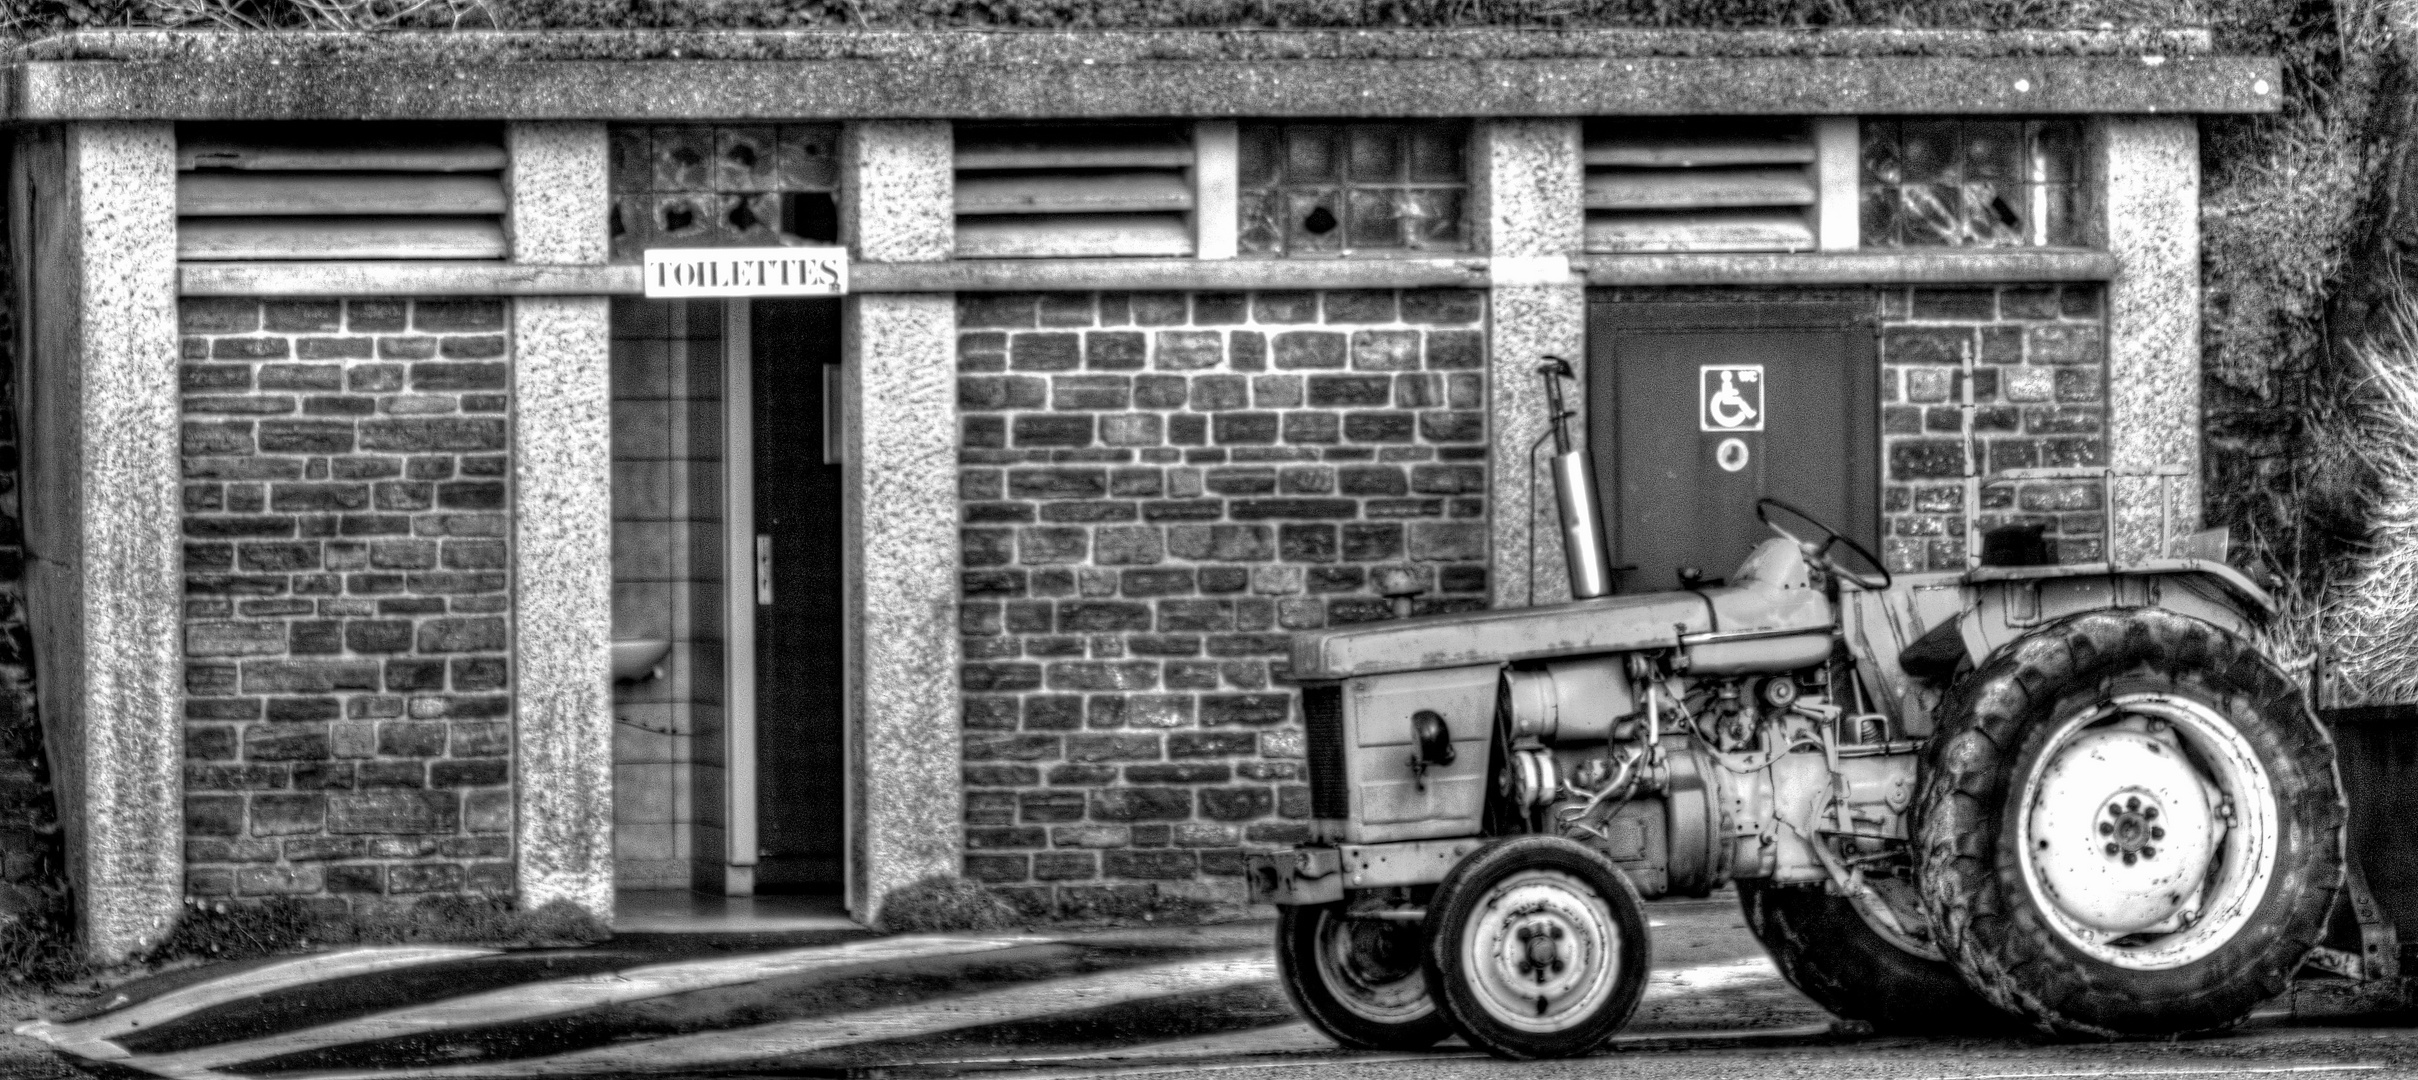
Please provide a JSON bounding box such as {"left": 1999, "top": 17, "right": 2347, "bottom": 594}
{"left": 755, "top": 534, "right": 773, "bottom": 606}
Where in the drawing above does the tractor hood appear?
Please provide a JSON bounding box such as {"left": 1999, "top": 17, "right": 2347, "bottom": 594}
{"left": 1292, "top": 538, "right": 1832, "bottom": 680}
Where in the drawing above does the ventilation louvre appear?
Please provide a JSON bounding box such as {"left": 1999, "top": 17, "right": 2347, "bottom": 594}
{"left": 955, "top": 124, "right": 1195, "bottom": 259}
{"left": 177, "top": 123, "right": 509, "bottom": 262}
{"left": 1583, "top": 120, "right": 1818, "bottom": 254}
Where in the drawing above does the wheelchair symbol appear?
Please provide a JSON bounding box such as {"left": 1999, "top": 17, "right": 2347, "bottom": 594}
{"left": 1699, "top": 365, "right": 1765, "bottom": 432}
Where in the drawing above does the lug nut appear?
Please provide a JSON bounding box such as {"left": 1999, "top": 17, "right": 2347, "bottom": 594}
{"left": 2142, "top": 846, "right": 2156, "bottom": 859}
{"left": 2124, "top": 852, "right": 2138, "bottom": 866}
{"left": 2127, "top": 796, "right": 2141, "bottom": 811}
{"left": 2105, "top": 843, "right": 2120, "bottom": 856}
{"left": 2100, "top": 822, "right": 2115, "bottom": 836}
{"left": 2150, "top": 826, "right": 2164, "bottom": 840}
{"left": 2109, "top": 802, "right": 2124, "bottom": 816}
{"left": 2145, "top": 807, "right": 2158, "bottom": 821}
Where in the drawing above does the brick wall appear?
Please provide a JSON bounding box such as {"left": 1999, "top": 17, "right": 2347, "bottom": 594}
{"left": 179, "top": 297, "right": 514, "bottom": 912}
{"left": 956, "top": 289, "right": 1489, "bottom": 918}
{"left": 1878, "top": 285, "right": 2108, "bottom": 572}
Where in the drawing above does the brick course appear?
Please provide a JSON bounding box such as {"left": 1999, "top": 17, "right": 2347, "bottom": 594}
{"left": 958, "top": 290, "right": 1486, "bottom": 917}
{"left": 180, "top": 298, "right": 514, "bottom": 912}
{"left": 1878, "top": 285, "right": 2109, "bottom": 571}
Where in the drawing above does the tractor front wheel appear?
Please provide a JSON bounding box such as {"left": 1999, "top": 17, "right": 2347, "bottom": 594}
{"left": 1423, "top": 835, "right": 1650, "bottom": 1059}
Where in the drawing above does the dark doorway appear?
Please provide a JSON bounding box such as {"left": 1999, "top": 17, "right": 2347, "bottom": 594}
{"left": 752, "top": 298, "right": 846, "bottom": 893}
{"left": 1586, "top": 299, "right": 1878, "bottom": 594}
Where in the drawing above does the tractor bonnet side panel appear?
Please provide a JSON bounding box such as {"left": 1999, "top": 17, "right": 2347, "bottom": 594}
{"left": 1318, "top": 663, "right": 1500, "bottom": 845}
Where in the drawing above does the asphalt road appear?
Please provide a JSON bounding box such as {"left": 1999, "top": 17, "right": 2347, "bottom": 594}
{"left": 10, "top": 892, "right": 2418, "bottom": 1080}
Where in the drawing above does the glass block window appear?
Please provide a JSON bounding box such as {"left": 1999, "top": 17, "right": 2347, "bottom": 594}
{"left": 609, "top": 125, "right": 841, "bottom": 262}
{"left": 1237, "top": 122, "right": 1470, "bottom": 257}
{"left": 1860, "top": 119, "right": 2087, "bottom": 248}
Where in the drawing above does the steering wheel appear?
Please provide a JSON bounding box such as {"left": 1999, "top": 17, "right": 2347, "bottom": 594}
{"left": 1755, "top": 497, "right": 1892, "bottom": 591}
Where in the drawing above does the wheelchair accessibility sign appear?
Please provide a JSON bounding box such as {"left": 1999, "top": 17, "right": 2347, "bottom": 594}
{"left": 1699, "top": 364, "right": 1765, "bottom": 433}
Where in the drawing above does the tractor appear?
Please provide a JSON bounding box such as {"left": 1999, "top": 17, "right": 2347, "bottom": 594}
{"left": 1243, "top": 359, "right": 2370, "bottom": 1059}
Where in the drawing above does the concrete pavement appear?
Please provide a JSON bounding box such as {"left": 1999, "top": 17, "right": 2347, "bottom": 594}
{"left": 5, "top": 893, "right": 2412, "bottom": 1080}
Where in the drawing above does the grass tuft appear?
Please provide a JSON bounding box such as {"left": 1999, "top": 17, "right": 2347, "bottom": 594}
{"left": 875, "top": 875, "right": 1023, "bottom": 933}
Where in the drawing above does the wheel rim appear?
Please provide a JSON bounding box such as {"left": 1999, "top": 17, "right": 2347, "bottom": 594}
{"left": 2015, "top": 691, "right": 2280, "bottom": 971}
{"left": 1312, "top": 909, "right": 1434, "bottom": 1024}
{"left": 1458, "top": 868, "right": 1625, "bottom": 1033}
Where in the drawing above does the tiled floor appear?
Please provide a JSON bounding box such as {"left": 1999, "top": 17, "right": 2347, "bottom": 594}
{"left": 614, "top": 890, "right": 858, "bottom": 934}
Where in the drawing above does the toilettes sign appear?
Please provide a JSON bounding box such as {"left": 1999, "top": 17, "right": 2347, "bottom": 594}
{"left": 644, "top": 247, "right": 849, "bottom": 298}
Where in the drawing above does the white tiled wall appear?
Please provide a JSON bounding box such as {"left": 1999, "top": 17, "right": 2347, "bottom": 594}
{"left": 610, "top": 298, "right": 728, "bottom": 891}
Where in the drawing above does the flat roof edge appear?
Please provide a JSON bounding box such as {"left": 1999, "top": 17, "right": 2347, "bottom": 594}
{"left": 13, "top": 27, "right": 2219, "bottom": 64}
{"left": 9, "top": 53, "right": 2279, "bottom": 121}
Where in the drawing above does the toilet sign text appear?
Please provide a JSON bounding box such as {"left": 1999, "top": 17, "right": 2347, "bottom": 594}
{"left": 1699, "top": 364, "right": 1765, "bottom": 432}
{"left": 643, "top": 247, "right": 848, "bottom": 298}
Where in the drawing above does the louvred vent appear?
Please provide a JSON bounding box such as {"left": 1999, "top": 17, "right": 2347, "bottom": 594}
{"left": 1583, "top": 119, "right": 1817, "bottom": 254}
{"left": 954, "top": 123, "right": 1195, "bottom": 259}
{"left": 177, "top": 122, "right": 509, "bottom": 261}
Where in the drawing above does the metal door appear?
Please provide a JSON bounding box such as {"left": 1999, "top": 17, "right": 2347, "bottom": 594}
{"left": 753, "top": 298, "right": 847, "bottom": 892}
{"left": 1586, "top": 299, "right": 1878, "bottom": 593}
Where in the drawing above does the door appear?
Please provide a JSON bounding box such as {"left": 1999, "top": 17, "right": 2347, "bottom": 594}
{"left": 752, "top": 298, "right": 847, "bottom": 892}
{"left": 1586, "top": 299, "right": 1878, "bottom": 594}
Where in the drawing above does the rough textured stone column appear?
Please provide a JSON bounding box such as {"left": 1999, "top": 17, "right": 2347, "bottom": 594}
{"left": 506, "top": 122, "right": 616, "bottom": 915}
{"left": 2103, "top": 117, "right": 2201, "bottom": 560}
{"left": 1476, "top": 120, "right": 1587, "bottom": 608}
{"left": 18, "top": 123, "right": 182, "bottom": 960}
{"left": 842, "top": 121, "right": 962, "bottom": 922}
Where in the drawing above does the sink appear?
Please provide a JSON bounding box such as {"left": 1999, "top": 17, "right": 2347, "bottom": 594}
{"left": 612, "top": 638, "right": 673, "bottom": 683}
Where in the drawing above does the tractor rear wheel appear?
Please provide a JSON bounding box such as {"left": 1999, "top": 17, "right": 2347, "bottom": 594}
{"left": 1275, "top": 902, "right": 1453, "bottom": 1050}
{"left": 1916, "top": 607, "right": 2344, "bottom": 1038}
{"left": 1739, "top": 880, "right": 2012, "bottom": 1033}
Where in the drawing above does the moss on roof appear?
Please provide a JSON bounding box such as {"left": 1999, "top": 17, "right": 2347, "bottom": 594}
{"left": 5, "top": 0, "right": 2208, "bottom": 39}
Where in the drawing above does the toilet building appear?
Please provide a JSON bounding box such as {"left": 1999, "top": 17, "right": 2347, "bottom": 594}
{"left": 0, "top": 28, "right": 2274, "bottom": 959}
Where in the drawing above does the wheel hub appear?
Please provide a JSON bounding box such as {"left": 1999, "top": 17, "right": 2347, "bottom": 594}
{"left": 1464, "top": 870, "right": 1621, "bottom": 1032}
{"left": 2026, "top": 727, "right": 2218, "bottom": 935}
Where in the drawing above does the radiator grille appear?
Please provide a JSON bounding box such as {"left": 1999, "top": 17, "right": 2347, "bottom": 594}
{"left": 1582, "top": 118, "right": 1818, "bottom": 254}
{"left": 178, "top": 122, "right": 509, "bottom": 261}
{"left": 1302, "top": 683, "right": 1348, "bottom": 820}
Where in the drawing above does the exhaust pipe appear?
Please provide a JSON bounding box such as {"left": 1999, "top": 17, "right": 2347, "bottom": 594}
{"left": 1538, "top": 357, "right": 1612, "bottom": 600}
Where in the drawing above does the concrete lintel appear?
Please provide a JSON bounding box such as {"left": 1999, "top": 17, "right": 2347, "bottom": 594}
{"left": 177, "top": 251, "right": 2109, "bottom": 298}
{"left": 16, "top": 122, "right": 184, "bottom": 962}
{"left": 1583, "top": 250, "right": 2118, "bottom": 286}
{"left": 12, "top": 53, "right": 2280, "bottom": 122}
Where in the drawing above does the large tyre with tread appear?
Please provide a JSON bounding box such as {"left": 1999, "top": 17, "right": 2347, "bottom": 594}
{"left": 1739, "top": 880, "right": 2012, "bottom": 1033}
{"left": 1423, "top": 836, "right": 1650, "bottom": 1059}
{"left": 1917, "top": 607, "right": 2344, "bottom": 1039}
{"left": 1275, "top": 902, "right": 1453, "bottom": 1050}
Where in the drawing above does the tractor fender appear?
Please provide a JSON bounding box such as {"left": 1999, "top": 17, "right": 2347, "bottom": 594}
{"left": 1954, "top": 558, "right": 2275, "bottom": 667}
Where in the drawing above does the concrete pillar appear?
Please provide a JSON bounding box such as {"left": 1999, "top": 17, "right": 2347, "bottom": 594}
{"left": 505, "top": 122, "right": 616, "bottom": 916}
{"left": 14, "top": 123, "right": 183, "bottom": 961}
{"left": 840, "top": 122, "right": 962, "bottom": 923}
{"left": 1477, "top": 120, "right": 1588, "bottom": 609}
{"left": 2102, "top": 118, "right": 2202, "bottom": 560}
